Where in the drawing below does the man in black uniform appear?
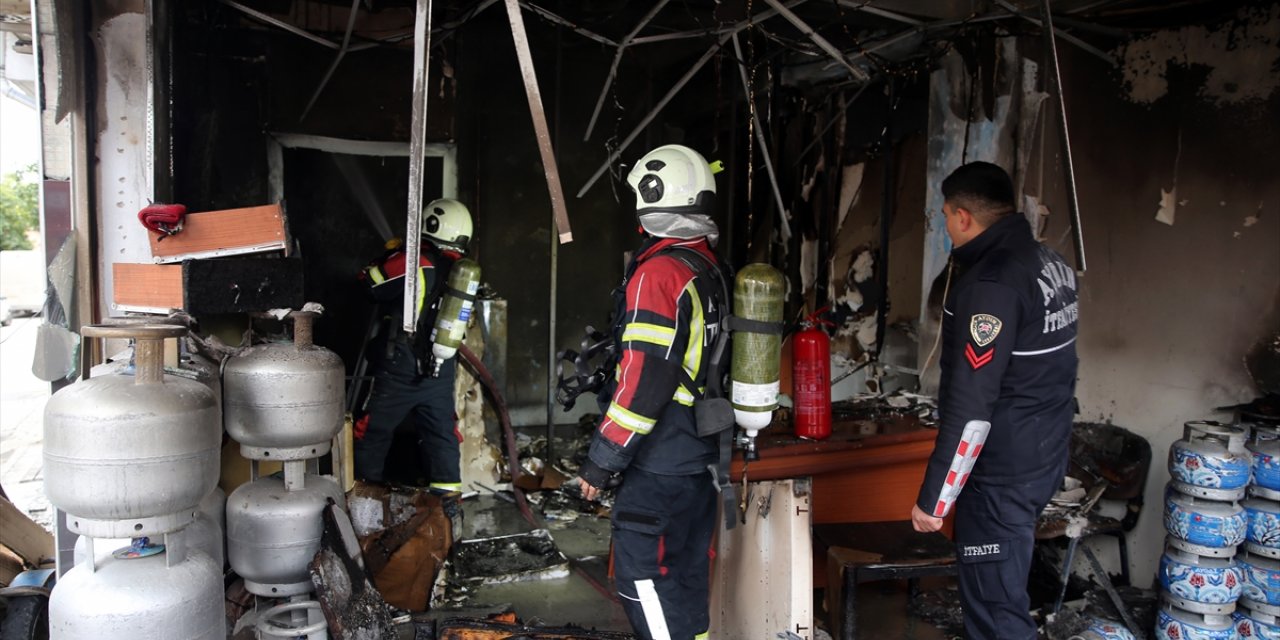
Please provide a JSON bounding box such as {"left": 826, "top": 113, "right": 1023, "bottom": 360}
{"left": 910, "top": 162, "right": 1079, "bottom": 640}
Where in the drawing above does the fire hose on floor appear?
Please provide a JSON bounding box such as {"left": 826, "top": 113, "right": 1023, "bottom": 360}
{"left": 456, "top": 344, "right": 618, "bottom": 603}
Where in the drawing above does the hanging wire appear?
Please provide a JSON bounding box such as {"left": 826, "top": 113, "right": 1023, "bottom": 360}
{"left": 962, "top": 38, "right": 977, "bottom": 164}
{"left": 745, "top": 0, "right": 757, "bottom": 243}
{"left": 828, "top": 0, "right": 891, "bottom": 78}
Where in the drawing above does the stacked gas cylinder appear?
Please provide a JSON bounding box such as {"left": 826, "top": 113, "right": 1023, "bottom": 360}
{"left": 1236, "top": 412, "right": 1280, "bottom": 639}
{"left": 71, "top": 318, "right": 228, "bottom": 573}
{"left": 43, "top": 324, "right": 227, "bottom": 639}
{"left": 1158, "top": 421, "right": 1250, "bottom": 639}
{"left": 223, "top": 311, "right": 346, "bottom": 638}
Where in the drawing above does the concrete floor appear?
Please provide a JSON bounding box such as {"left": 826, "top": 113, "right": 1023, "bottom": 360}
{"left": 0, "top": 313, "right": 52, "bottom": 529}
{"left": 430, "top": 491, "right": 961, "bottom": 639}
{"left": 425, "top": 493, "right": 633, "bottom": 632}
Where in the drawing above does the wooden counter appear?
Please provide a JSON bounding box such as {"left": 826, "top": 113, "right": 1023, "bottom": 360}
{"left": 731, "top": 413, "right": 940, "bottom": 524}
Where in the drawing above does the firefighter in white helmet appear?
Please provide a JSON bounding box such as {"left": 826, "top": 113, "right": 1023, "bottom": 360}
{"left": 573, "top": 144, "right": 728, "bottom": 640}
{"left": 354, "top": 198, "right": 473, "bottom": 492}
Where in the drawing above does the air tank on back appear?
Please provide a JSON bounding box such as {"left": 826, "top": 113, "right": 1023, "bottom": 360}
{"left": 43, "top": 324, "right": 221, "bottom": 538}
{"left": 429, "top": 257, "right": 482, "bottom": 377}
{"left": 224, "top": 311, "right": 344, "bottom": 459}
{"left": 730, "top": 264, "right": 785, "bottom": 461}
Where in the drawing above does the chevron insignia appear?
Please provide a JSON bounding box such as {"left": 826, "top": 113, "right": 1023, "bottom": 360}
{"left": 965, "top": 343, "right": 994, "bottom": 369}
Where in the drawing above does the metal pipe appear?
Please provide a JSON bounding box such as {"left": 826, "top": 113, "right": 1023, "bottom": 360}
{"left": 874, "top": 78, "right": 895, "bottom": 358}
{"left": 834, "top": 0, "right": 922, "bottom": 26}
{"left": 219, "top": 0, "right": 340, "bottom": 50}
{"left": 518, "top": 1, "right": 616, "bottom": 48}
{"left": 630, "top": 29, "right": 725, "bottom": 46}
{"left": 994, "top": 0, "right": 1116, "bottom": 66}
{"left": 1040, "top": 0, "right": 1087, "bottom": 272}
{"left": 812, "top": 10, "right": 1011, "bottom": 77}
{"left": 731, "top": 33, "right": 792, "bottom": 242}
{"left": 576, "top": 0, "right": 808, "bottom": 198}
{"left": 403, "top": 0, "right": 434, "bottom": 332}
{"left": 583, "top": 0, "right": 671, "bottom": 141}
{"left": 146, "top": 0, "right": 173, "bottom": 204}
{"left": 134, "top": 338, "right": 165, "bottom": 384}
{"left": 763, "top": 0, "right": 869, "bottom": 80}
{"left": 547, "top": 14, "right": 564, "bottom": 470}
{"left": 505, "top": 0, "right": 573, "bottom": 243}
{"left": 300, "top": 0, "right": 362, "bottom": 122}
{"left": 290, "top": 311, "right": 315, "bottom": 347}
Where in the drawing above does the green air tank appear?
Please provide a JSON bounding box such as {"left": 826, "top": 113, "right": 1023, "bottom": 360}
{"left": 730, "top": 263, "right": 784, "bottom": 434}
{"left": 430, "top": 258, "right": 482, "bottom": 376}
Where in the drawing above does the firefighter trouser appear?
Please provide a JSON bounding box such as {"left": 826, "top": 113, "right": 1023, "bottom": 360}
{"left": 953, "top": 472, "right": 1061, "bottom": 640}
{"left": 611, "top": 467, "right": 716, "bottom": 640}
{"left": 354, "top": 340, "right": 460, "bottom": 490}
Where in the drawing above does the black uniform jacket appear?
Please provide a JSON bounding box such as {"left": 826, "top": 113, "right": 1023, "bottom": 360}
{"left": 917, "top": 215, "right": 1080, "bottom": 517}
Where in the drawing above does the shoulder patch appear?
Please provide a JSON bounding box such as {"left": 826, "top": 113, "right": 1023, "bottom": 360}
{"left": 969, "top": 314, "right": 1002, "bottom": 347}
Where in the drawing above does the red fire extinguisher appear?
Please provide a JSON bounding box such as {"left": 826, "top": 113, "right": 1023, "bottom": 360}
{"left": 793, "top": 308, "right": 832, "bottom": 440}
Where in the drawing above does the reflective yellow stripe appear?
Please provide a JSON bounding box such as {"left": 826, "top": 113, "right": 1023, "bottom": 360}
{"left": 671, "top": 281, "right": 707, "bottom": 407}
{"left": 673, "top": 386, "right": 699, "bottom": 407}
{"left": 622, "top": 322, "right": 675, "bottom": 347}
{"left": 428, "top": 482, "right": 462, "bottom": 492}
{"left": 416, "top": 267, "right": 427, "bottom": 316}
{"left": 682, "top": 282, "right": 705, "bottom": 374}
{"left": 366, "top": 266, "right": 386, "bottom": 284}
{"left": 606, "top": 403, "right": 657, "bottom": 434}
{"left": 694, "top": 633, "right": 709, "bottom": 640}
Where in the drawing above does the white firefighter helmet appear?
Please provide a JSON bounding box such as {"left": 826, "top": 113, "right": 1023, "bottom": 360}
{"left": 421, "top": 198, "right": 472, "bottom": 253}
{"left": 626, "top": 144, "right": 716, "bottom": 216}
{"left": 626, "top": 145, "right": 719, "bottom": 242}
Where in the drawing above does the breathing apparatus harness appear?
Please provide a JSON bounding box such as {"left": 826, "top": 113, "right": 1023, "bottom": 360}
{"left": 556, "top": 244, "right": 773, "bottom": 529}
{"left": 370, "top": 242, "right": 457, "bottom": 379}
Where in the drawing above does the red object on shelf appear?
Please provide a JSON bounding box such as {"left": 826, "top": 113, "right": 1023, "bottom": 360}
{"left": 793, "top": 309, "right": 832, "bottom": 440}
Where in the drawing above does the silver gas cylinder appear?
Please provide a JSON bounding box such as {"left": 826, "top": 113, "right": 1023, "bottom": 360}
{"left": 49, "top": 540, "right": 225, "bottom": 640}
{"left": 1239, "top": 547, "right": 1280, "bottom": 608}
{"left": 1164, "top": 488, "right": 1247, "bottom": 551}
{"left": 255, "top": 599, "right": 329, "bottom": 640}
{"left": 1244, "top": 494, "right": 1280, "bottom": 557}
{"left": 1066, "top": 617, "right": 1136, "bottom": 640}
{"left": 224, "top": 311, "right": 344, "bottom": 460}
{"left": 1169, "top": 421, "right": 1251, "bottom": 501}
{"left": 1155, "top": 596, "right": 1236, "bottom": 640}
{"left": 75, "top": 486, "right": 227, "bottom": 570}
{"left": 227, "top": 463, "right": 345, "bottom": 597}
{"left": 43, "top": 324, "right": 221, "bottom": 537}
{"left": 1158, "top": 541, "right": 1242, "bottom": 614}
{"left": 1247, "top": 421, "right": 1280, "bottom": 492}
{"left": 1234, "top": 602, "right": 1280, "bottom": 640}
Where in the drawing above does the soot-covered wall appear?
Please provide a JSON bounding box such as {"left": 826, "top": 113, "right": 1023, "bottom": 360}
{"left": 173, "top": 4, "right": 750, "bottom": 418}
{"left": 1026, "top": 7, "right": 1279, "bottom": 586}
{"left": 455, "top": 10, "right": 754, "bottom": 421}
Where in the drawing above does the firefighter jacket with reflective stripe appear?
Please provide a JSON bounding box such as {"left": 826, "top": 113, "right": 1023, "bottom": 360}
{"left": 585, "top": 237, "right": 725, "bottom": 478}
{"left": 360, "top": 245, "right": 456, "bottom": 335}
{"left": 917, "top": 214, "right": 1079, "bottom": 518}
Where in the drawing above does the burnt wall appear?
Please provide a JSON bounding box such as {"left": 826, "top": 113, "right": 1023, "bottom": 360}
{"left": 171, "top": 4, "right": 456, "bottom": 364}
{"left": 1036, "top": 7, "right": 1280, "bottom": 586}
{"left": 454, "top": 10, "right": 761, "bottom": 419}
